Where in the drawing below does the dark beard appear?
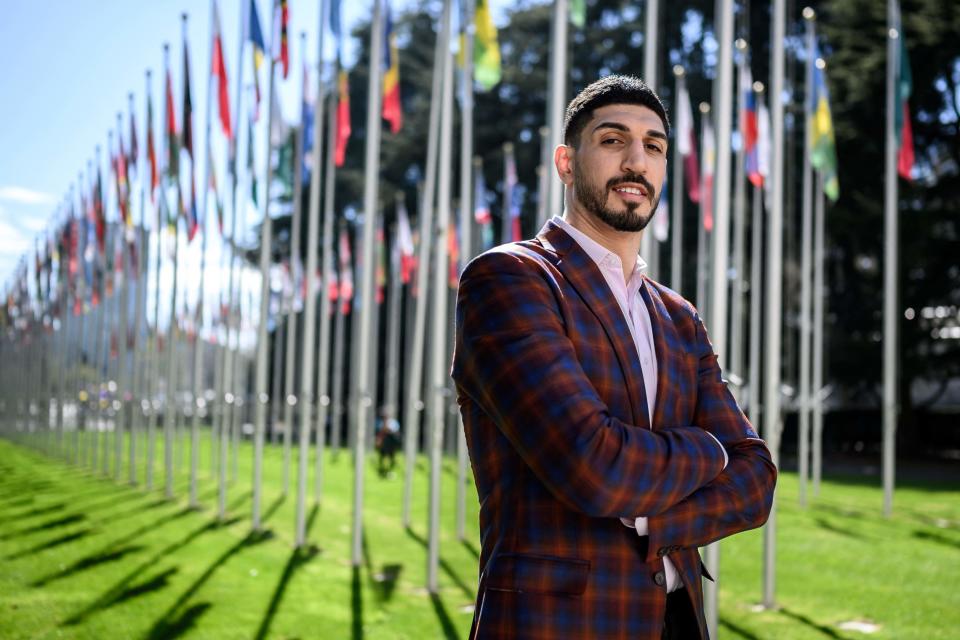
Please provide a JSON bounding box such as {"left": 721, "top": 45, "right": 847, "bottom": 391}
{"left": 572, "top": 168, "right": 660, "bottom": 232}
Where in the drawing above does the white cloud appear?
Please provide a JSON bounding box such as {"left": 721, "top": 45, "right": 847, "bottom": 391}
{"left": 0, "top": 185, "right": 57, "bottom": 206}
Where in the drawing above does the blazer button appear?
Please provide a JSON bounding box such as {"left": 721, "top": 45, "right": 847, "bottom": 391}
{"left": 654, "top": 571, "right": 666, "bottom": 586}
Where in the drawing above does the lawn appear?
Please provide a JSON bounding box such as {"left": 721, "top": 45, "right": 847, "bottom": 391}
{"left": 0, "top": 428, "right": 957, "bottom": 639}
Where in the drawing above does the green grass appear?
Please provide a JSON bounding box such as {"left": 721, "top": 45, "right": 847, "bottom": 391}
{"left": 0, "top": 428, "right": 958, "bottom": 639}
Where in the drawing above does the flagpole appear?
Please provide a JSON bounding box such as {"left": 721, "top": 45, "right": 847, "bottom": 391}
{"left": 703, "top": 2, "right": 734, "bottom": 634}
{"left": 730, "top": 41, "right": 748, "bottom": 400}
{"left": 882, "top": 0, "right": 900, "bottom": 519}
{"left": 402, "top": 0, "right": 446, "bottom": 528}
{"left": 382, "top": 198, "right": 403, "bottom": 425}
{"left": 670, "top": 67, "right": 685, "bottom": 293}
{"left": 798, "top": 7, "right": 816, "bottom": 508}
{"left": 762, "top": 0, "right": 786, "bottom": 609}
{"left": 428, "top": 1, "right": 455, "bottom": 590}
{"left": 641, "top": 0, "right": 659, "bottom": 279}
{"left": 148, "top": 81, "right": 163, "bottom": 490}
{"left": 456, "top": 0, "right": 476, "bottom": 541}
{"left": 115, "top": 113, "right": 131, "bottom": 484}
{"left": 252, "top": 15, "right": 279, "bottom": 533}
{"left": 315, "top": 89, "right": 338, "bottom": 502}
{"left": 93, "top": 149, "right": 108, "bottom": 474}
{"left": 190, "top": 0, "right": 217, "bottom": 509}
{"left": 696, "top": 103, "right": 710, "bottom": 318}
{"left": 812, "top": 170, "right": 826, "bottom": 498}
{"left": 748, "top": 183, "right": 763, "bottom": 424}
{"left": 545, "top": 0, "right": 568, "bottom": 220}
{"left": 297, "top": 1, "right": 329, "bottom": 541}
{"left": 130, "top": 93, "right": 146, "bottom": 486}
{"left": 164, "top": 37, "right": 182, "bottom": 501}
{"left": 350, "top": 0, "right": 386, "bottom": 566}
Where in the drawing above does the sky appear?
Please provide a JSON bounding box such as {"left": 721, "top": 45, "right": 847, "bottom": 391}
{"left": 0, "top": 0, "right": 400, "bottom": 290}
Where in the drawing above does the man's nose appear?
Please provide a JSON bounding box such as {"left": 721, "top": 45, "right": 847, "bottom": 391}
{"left": 620, "top": 140, "right": 648, "bottom": 175}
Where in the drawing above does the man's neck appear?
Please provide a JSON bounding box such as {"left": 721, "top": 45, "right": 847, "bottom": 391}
{"left": 563, "top": 203, "right": 643, "bottom": 283}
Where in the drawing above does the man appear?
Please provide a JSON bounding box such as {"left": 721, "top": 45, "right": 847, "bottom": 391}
{"left": 452, "top": 75, "right": 777, "bottom": 639}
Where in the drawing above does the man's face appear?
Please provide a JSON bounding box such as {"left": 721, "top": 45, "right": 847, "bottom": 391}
{"left": 567, "top": 103, "right": 668, "bottom": 233}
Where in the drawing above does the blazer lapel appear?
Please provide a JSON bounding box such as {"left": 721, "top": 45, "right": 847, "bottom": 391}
{"left": 639, "top": 279, "right": 681, "bottom": 431}
{"left": 536, "top": 220, "right": 651, "bottom": 429}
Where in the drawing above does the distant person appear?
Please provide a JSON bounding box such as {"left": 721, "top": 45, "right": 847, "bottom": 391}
{"left": 452, "top": 75, "right": 777, "bottom": 639}
{"left": 375, "top": 414, "right": 401, "bottom": 477}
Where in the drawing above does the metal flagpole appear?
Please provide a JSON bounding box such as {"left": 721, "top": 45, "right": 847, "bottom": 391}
{"left": 148, "top": 97, "right": 164, "bottom": 490}
{"left": 297, "top": 0, "right": 328, "bottom": 542}
{"left": 428, "top": 6, "right": 454, "bottom": 590}
{"left": 282, "top": 33, "right": 310, "bottom": 499}
{"left": 703, "top": 1, "right": 734, "bottom": 633}
{"left": 164, "top": 38, "right": 182, "bottom": 501}
{"left": 730, "top": 42, "right": 748, "bottom": 401}
{"left": 812, "top": 171, "right": 825, "bottom": 499}
{"left": 641, "top": 0, "right": 659, "bottom": 280}
{"left": 748, "top": 181, "right": 763, "bottom": 424}
{"left": 131, "top": 92, "right": 148, "bottom": 486}
{"left": 218, "top": 1, "right": 248, "bottom": 519}
{"left": 456, "top": 0, "right": 476, "bottom": 541}
{"left": 670, "top": 67, "right": 685, "bottom": 294}
{"left": 545, "top": 0, "right": 568, "bottom": 220}
{"left": 351, "top": 0, "right": 386, "bottom": 566}
{"left": 191, "top": 0, "right": 217, "bottom": 509}
{"left": 115, "top": 113, "right": 131, "bottom": 483}
{"left": 382, "top": 204, "right": 403, "bottom": 430}
{"left": 401, "top": 0, "right": 445, "bottom": 528}
{"left": 696, "top": 103, "right": 710, "bottom": 317}
{"left": 315, "top": 89, "right": 337, "bottom": 501}
{"left": 762, "top": 0, "right": 786, "bottom": 609}
{"left": 798, "top": 7, "right": 816, "bottom": 507}
{"left": 252, "top": 19, "right": 279, "bottom": 533}
{"left": 882, "top": 0, "right": 900, "bottom": 519}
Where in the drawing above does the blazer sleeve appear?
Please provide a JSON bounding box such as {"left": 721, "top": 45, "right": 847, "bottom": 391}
{"left": 645, "top": 311, "right": 777, "bottom": 560}
{"left": 452, "top": 251, "right": 727, "bottom": 519}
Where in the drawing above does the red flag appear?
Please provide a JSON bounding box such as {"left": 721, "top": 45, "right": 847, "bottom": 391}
{"left": 211, "top": 0, "right": 232, "bottom": 139}
{"left": 335, "top": 69, "right": 351, "bottom": 167}
{"left": 381, "top": 3, "right": 402, "bottom": 133}
{"left": 897, "top": 102, "right": 915, "bottom": 180}
{"left": 338, "top": 227, "right": 353, "bottom": 315}
{"left": 274, "top": 0, "right": 290, "bottom": 78}
{"left": 147, "top": 82, "right": 159, "bottom": 200}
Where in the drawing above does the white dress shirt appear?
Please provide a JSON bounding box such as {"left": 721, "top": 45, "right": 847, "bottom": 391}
{"left": 554, "top": 216, "right": 727, "bottom": 593}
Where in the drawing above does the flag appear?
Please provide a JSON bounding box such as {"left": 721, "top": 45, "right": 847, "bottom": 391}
{"left": 147, "top": 84, "right": 159, "bottom": 200}
{"left": 382, "top": 2, "right": 402, "bottom": 134}
{"left": 93, "top": 164, "right": 106, "bottom": 252}
{"left": 809, "top": 48, "right": 839, "bottom": 201}
{"left": 211, "top": 0, "right": 232, "bottom": 139}
{"left": 165, "top": 60, "right": 179, "bottom": 179}
{"left": 335, "top": 68, "right": 352, "bottom": 167}
{"left": 396, "top": 196, "right": 415, "bottom": 284}
{"left": 301, "top": 60, "right": 316, "bottom": 182}
{"left": 474, "top": 161, "right": 494, "bottom": 250}
{"left": 741, "top": 65, "right": 762, "bottom": 187}
{"left": 248, "top": 0, "right": 267, "bottom": 116}
{"left": 895, "top": 27, "right": 914, "bottom": 180}
{"left": 675, "top": 81, "right": 700, "bottom": 203}
{"left": 273, "top": 0, "right": 290, "bottom": 79}
{"left": 182, "top": 35, "right": 200, "bottom": 241}
{"left": 654, "top": 173, "right": 669, "bottom": 242}
{"left": 115, "top": 129, "right": 131, "bottom": 227}
{"left": 701, "top": 114, "right": 715, "bottom": 231}
{"left": 570, "top": 0, "right": 586, "bottom": 28}
{"left": 448, "top": 214, "right": 460, "bottom": 288}
{"left": 504, "top": 143, "right": 521, "bottom": 242}
{"left": 208, "top": 139, "right": 225, "bottom": 234}
{"left": 757, "top": 96, "right": 771, "bottom": 187}
{"left": 338, "top": 226, "right": 354, "bottom": 315}
{"left": 376, "top": 225, "right": 387, "bottom": 304}
{"left": 129, "top": 106, "right": 139, "bottom": 178}
{"left": 473, "top": 0, "right": 501, "bottom": 91}
{"left": 330, "top": 0, "right": 342, "bottom": 41}
{"left": 247, "top": 98, "right": 259, "bottom": 205}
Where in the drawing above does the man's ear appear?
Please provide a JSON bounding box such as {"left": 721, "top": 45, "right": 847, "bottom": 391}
{"left": 554, "top": 144, "right": 574, "bottom": 186}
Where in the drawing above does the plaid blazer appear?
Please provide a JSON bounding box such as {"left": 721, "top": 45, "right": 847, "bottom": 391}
{"left": 452, "top": 220, "right": 777, "bottom": 640}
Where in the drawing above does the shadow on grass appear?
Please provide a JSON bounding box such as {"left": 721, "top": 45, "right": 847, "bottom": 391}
{"left": 31, "top": 545, "right": 145, "bottom": 587}
{"left": 719, "top": 617, "right": 763, "bottom": 640}
{"left": 429, "top": 593, "right": 459, "bottom": 640}
{"left": 779, "top": 608, "right": 853, "bottom": 639}
{"left": 143, "top": 528, "right": 273, "bottom": 639}
{"left": 254, "top": 535, "right": 321, "bottom": 639}
{"left": 913, "top": 529, "right": 960, "bottom": 551}
{"left": 62, "top": 493, "right": 250, "bottom": 626}
{"left": 5, "top": 528, "right": 94, "bottom": 560}
{"left": 813, "top": 517, "right": 868, "bottom": 540}
{"left": 108, "top": 567, "right": 180, "bottom": 608}
{"left": 145, "top": 602, "right": 212, "bottom": 640}
{"left": 351, "top": 566, "right": 363, "bottom": 640}
{"left": 405, "top": 527, "right": 475, "bottom": 599}
{"left": 1, "top": 501, "right": 66, "bottom": 522}
{"left": 361, "top": 530, "right": 402, "bottom": 603}
{"left": 1, "top": 513, "right": 86, "bottom": 540}
{"left": 461, "top": 539, "right": 479, "bottom": 560}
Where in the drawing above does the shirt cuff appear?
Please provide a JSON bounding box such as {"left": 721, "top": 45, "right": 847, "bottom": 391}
{"left": 620, "top": 516, "right": 649, "bottom": 535}
{"left": 704, "top": 430, "right": 729, "bottom": 469}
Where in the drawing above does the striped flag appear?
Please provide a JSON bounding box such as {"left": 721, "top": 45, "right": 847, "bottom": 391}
{"left": 741, "top": 65, "right": 762, "bottom": 187}
{"left": 147, "top": 81, "right": 159, "bottom": 201}
{"left": 273, "top": 0, "right": 290, "bottom": 79}
{"left": 381, "top": 2, "right": 402, "bottom": 134}
{"left": 809, "top": 47, "right": 839, "bottom": 201}
{"left": 675, "top": 81, "right": 700, "bottom": 203}
{"left": 895, "top": 25, "right": 914, "bottom": 180}
{"left": 396, "top": 196, "right": 415, "bottom": 284}
{"left": 211, "top": 0, "right": 232, "bottom": 139}
{"left": 248, "top": 0, "right": 267, "bottom": 117}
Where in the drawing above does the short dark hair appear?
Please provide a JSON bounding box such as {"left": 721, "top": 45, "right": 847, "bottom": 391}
{"left": 562, "top": 75, "right": 670, "bottom": 147}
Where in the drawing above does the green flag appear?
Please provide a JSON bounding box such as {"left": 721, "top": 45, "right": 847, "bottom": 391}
{"left": 473, "top": 0, "right": 501, "bottom": 90}
{"left": 570, "top": 0, "right": 586, "bottom": 28}
{"left": 808, "top": 47, "right": 839, "bottom": 202}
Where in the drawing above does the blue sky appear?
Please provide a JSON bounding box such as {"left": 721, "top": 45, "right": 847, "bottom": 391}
{"left": 0, "top": 0, "right": 383, "bottom": 289}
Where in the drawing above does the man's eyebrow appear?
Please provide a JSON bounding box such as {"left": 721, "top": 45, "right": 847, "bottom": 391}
{"left": 592, "top": 121, "right": 668, "bottom": 142}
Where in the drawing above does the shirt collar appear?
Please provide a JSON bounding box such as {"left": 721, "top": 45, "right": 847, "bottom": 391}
{"left": 552, "top": 215, "right": 647, "bottom": 281}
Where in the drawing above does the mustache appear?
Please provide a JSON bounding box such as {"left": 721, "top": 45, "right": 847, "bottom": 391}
{"left": 606, "top": 174, "right": 656, "bottom": 202}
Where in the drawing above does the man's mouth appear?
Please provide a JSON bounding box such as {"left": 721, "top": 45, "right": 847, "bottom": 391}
{"left": 612, "top": 185, "right": 648, "bottom": 201}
